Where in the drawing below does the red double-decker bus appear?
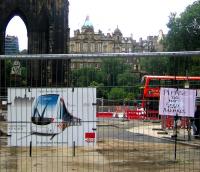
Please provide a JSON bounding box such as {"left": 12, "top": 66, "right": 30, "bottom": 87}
{"left": 141, "top": 75, "right": 200, "bottom": 120}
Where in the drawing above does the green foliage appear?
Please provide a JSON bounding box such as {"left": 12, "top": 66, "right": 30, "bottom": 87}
{"left": 117, "top": 72, "right": 136, "bottom": 86}
{"left": 72, "top": 67, "right": 103, "bottom": 87}
{"left": 189, "top": 57, "right": 200, "bottom": 75}
{"left": 125, "top": 92, "right": 135, "bottom": 101}
{"left": 21, "top": 66, "right": 27, "bottom": 85}
{"left": 140, "top": 57, "right": 169, "bottom": 75}
{"left": 71, "top": 57, "right": 141, "bottom": 100}
{"left": 101, "top": 58, "right": 127, "bottom": 86}
{"left": 165, "top": 1, "right": 200, "bottom": 51}
{"left": 107, "top": 88, "right": 126, "bottom": 100}
{"left": 137, "top": 1, "right": 200, "bottom": 76}
{"left": 163, "top": 1, "right": 200, "bottom": 75}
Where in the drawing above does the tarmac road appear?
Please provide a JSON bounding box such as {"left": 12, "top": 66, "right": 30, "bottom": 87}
{"left": 97, "top": 118, "right": 172, "bottom": 143}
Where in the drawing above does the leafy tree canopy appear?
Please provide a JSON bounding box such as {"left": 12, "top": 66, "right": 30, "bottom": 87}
{"left": 165, "top": 1, "right": 200, "bottom": 51}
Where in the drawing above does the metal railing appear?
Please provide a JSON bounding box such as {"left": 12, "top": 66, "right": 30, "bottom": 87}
{"left": 0, "top": 51, "right": 200, "bottom": 172}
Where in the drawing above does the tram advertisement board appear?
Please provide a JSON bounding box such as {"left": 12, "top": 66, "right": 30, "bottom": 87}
{"left": 7, "top": 88, "right": 96, "bottom": 147}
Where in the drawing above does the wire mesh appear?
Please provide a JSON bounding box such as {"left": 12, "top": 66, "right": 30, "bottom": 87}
{"left": 0, "top": 52, "right": 200, "bottom": 172}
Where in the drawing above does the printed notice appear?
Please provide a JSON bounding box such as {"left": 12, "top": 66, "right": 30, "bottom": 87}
{"left": 159, "top": 88, "right": 196, "bottom": 117}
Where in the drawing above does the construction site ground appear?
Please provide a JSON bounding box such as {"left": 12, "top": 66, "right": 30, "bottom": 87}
{"left": 1, "top": 118, "right": 200, "bottom": 172}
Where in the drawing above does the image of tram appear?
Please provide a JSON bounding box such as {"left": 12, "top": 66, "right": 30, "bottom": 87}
{"left": 31, "top": 94, "right": 81, "bottom": 137}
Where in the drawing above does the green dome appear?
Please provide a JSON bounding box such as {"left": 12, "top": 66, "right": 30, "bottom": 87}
{"left": 83, "top": 16, "right": 93, "bottom": 27}
{"left": 82, "top": 16, "right": 94, "bottom": 31}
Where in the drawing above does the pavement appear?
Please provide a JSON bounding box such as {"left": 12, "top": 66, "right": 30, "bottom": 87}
{"left": 127, "top": 122, "right": 200, "bottom": 147}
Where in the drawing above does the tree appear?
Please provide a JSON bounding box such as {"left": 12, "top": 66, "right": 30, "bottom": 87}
{"left": 90, "top": 82, "right": 108, "bottom": 98}
{"left": 101, "top": 58, "right": 129, "bottom": 86}
{"left": 165, "top": 1, "right": 200, "bottom": 51}
{"left": 117, "top": 71, "right": 140, "bottom": 99}
{"left": 164, "top": 1, "right": 200, "bottom": 75}
{"left": 140, "top": 56, "right": 169, "bottom": 75}
{"left": 107, "top": 88, "right": 126, "bottom": 100}
{"left": 71, "top": 57, "right": 142, "bottom": 100}
{"left": 72, "top": 67, "right": 103, "bottom": 87}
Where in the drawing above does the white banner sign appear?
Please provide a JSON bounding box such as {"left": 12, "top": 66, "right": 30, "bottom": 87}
{"left": 159, "top": 88, "right": 196, "bottom": 117}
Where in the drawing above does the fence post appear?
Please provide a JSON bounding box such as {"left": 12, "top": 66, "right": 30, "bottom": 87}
{"left": 73, "top": 141, "right": 75, "bottom": 157}
{"left": 174, "top": 114, "right": 178, "bottom": 161}
{"left": 29, "top": 141, "right": 32, "bottom": 157}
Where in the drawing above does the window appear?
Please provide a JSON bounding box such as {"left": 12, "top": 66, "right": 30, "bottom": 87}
{"left": 149, "top": 79, "right": 160, "bottom": 88}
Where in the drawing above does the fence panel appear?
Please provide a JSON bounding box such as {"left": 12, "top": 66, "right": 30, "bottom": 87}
{"left": 0, "top": 52, "right": 200, "bottom": 172}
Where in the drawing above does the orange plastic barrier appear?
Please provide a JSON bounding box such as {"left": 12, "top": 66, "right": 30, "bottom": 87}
{"left": 165, "top": 116, "right": 189, "bottom": 129}
{"left": 96, "top": 112, "right": 113, "bottom": 118}
{"left": 126, "top": 110, "right": 145, "bottom": 120}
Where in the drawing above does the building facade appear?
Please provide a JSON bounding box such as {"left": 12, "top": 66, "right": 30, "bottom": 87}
{"left": 135, "top": 30, "right": 164, "bottom": 52}
{"left": 70, "top": 17, "right": 164, "bottom": 54}
{"left": 5, "top": 35, "right": 19, "bottom": 55}
{"left": 69, "top": 16, "right": 138, "bottom": 71}
{"left": 70, "top": 16, "right": 134, "bottom": 54}
{"left": 69, "top": 16, "right": 164, "bottom": 72}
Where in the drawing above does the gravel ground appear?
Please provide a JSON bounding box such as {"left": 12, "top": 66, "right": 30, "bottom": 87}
{"left": 0, "top": 119, "right": 200, "bottom": 172}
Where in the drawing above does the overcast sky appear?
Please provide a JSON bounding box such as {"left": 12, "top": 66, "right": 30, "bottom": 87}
{"left": 6, "top": 0, "right": 196, "bottom": 51}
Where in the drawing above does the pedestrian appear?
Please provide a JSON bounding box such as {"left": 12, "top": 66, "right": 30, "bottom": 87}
{"left": 187, "top": 117, "right": 196, "bottom": 141}
{"left": 194, "top": 105, "right": 200, "bottom": 138}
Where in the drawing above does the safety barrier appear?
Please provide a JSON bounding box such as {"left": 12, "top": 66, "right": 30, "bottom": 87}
{"left": 1, "top": 52, "right": 200, "bottom": 172}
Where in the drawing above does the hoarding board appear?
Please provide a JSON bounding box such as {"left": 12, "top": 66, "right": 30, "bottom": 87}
{"left": 7, "top": 88, "right": 96, "bottom": 147}
{"left": 159, "top": 88, "right": 196, "bottom": 117}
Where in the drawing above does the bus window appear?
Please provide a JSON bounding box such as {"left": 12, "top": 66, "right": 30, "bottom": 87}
{"left": 177, "top": 80, "right": 186, "bottom": 88}
{"left": 164, "top": 80, "right": 173, "bottom": 87}
{"left": 189, "top": 80, "right": 200, "bottom": 89}
{"left": 149, "top": 79, "right": 160, "bottom": 88}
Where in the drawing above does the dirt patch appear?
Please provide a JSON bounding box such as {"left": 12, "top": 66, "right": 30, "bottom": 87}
{"left": 0, "top": 139, "right": 200, "bottom": 172}
{"left": 1, "top": 119, "right": 200, "bottom": 172}
{"left": 96, "top": 139, "right": 200, "bottom": 172}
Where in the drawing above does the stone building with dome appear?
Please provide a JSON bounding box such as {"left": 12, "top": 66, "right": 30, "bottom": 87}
{"left": 70, "top": 16, "right": 135, "bottom": 54}
{"left": 69, "top": 16, "right": 164, "bottom": 71}
{"left": 69, "top": 16, "right": 140, "bottom": 71}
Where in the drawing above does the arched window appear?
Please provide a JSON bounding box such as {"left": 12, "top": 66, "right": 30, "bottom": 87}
{"left": 5, "top": 15, "right": 28, "bottom": 54}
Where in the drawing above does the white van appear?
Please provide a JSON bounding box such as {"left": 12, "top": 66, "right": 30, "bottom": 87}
{"left": 31, "top": 94, "right": 81, "bottom": 137}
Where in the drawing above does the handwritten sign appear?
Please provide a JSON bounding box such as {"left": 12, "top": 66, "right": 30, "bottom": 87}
{"left": 159, "top": 88, "right": 196, "bottom": 117}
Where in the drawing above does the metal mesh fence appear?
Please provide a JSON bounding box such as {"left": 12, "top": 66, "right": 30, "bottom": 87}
{"left": 0, "top": 52, "right": 200, "bottom": 172}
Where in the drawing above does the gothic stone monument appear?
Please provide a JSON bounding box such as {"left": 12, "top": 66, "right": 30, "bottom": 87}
{"left": 0, "top": 0, "right": 70, "bottom": 99}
